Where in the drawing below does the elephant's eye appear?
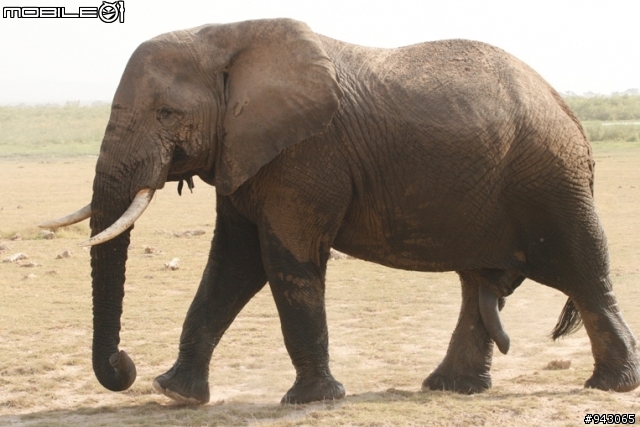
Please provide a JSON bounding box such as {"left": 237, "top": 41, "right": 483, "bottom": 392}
{"left": 157, "top": 107, "right": 179, "bottom": 127}
{"left": 160, "top": 109, "right": 170, "bottom": 118}
{"left": 157, "top": 107, "right": 172, "bottom": 120}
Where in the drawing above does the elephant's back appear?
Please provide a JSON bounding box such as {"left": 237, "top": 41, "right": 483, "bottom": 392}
{"left": 320, "top": 36, "right": 568, "bottom": 129}
{"left": 319, "top": 36, "right": 543, "bottom": 97}
{"left": 321, "top": 35, "right": 592, "bottom": 184}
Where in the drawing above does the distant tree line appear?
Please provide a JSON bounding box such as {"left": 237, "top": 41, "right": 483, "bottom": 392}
{"left": 1, "top": 94, "right": 639, "bottom": 156}
{"left": 564, "top": 94, "right": 640, "bottom": 121}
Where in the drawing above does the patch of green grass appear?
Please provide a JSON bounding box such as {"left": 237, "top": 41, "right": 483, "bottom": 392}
{"left": 0, "top": 224, "right": 89, "bottom": 241}
{"left": 0, "top": 104, "right": 110, "bottom": 157}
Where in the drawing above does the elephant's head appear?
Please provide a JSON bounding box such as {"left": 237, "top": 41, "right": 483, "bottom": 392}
{"left": 40, "top": 18, "right": 342, "bottom": 391}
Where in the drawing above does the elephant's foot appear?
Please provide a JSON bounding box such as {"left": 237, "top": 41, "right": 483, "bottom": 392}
{"left": 585, "top": 360, "right": 640, "bottom": 392}
{"left": 281, "top": 375, "right": 345, "bottom": 404}
{"left": 422, "top": 368, "right": 491, "bottom": 394}
{"left": 153, "top": 364, "right": 210, "bottom": 405}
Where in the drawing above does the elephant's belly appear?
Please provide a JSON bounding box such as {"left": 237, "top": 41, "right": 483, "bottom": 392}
{"left": 332, "top": 238, "right": 457, "bottom": 272}
{"left": 332, "top": 215, "right": 482, "bottom": 272}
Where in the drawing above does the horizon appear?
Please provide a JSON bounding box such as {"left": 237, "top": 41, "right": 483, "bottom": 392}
{"left": 3, "top": 89, "right": 639, "bottom": 108}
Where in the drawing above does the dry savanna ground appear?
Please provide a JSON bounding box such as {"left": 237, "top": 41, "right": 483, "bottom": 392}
{"left": 1, "top": 142, "right": 639, "bottom": 426}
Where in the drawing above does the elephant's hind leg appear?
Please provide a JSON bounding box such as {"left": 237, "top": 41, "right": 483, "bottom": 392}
{"left": 520, "top": 201, "right": 640, "bottom": 392}
{"left": 423, "top": 269, "right": 523, "bottom": 394}
{"left": 575, "top": 287, "right": 640, "bottom": 392}
{"left": 540, "top": 266, "right": 640, "bottom": 392}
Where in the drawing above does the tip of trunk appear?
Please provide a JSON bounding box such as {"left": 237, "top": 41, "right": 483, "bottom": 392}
{"left": 94, "top": 350, "right": 137, "bottom": 391}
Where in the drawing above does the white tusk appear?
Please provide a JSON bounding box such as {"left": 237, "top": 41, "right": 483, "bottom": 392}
{"left": 39, "top": 204, "right": 92, "bottom": 229}
{"left": 79, "top": 189, "right": 155, "bottom": 247}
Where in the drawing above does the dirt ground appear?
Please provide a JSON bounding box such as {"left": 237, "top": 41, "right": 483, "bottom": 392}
{"left": 0, "top": 144, "right": 639, "bottom": 426}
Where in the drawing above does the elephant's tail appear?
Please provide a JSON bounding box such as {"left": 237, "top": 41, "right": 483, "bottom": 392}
{"left": 550, "top": 298, "right": 583, "bottom": 340}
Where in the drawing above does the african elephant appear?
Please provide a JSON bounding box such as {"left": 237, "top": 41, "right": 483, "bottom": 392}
{"left": 42, "top": 18, "right": 640, "bottom": 404}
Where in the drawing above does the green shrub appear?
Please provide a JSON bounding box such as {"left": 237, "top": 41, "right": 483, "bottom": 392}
{"left": 582, "top": 122, "right": 640, "bottom": 142}
{"left": 565, "top": 95, "right": 640, "bottom": 121}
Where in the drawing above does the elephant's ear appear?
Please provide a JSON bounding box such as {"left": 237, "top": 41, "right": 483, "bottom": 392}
{"left": 209, "top": 19, "right": 343, "bottom": 195}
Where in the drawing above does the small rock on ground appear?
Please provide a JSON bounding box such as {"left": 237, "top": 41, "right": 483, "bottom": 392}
{"left": 40, "top": 230, "right": 55, "bottom": 240}
{"left": 164, "top": 258, "right": 180, "bottom": 270}
{"left": 545, "top": 359, "right": 571, "bottom": 370}
{"left": 3, "top": 253, "right": 28, "bottom": 263}
{"left": 180, "top": 229, "right": 206, "bottom": 237}
{"left": 19, "top": 261, "right": 39, "bottom": 268}
{"left": 56, "top": 250, "right": 72, "bottom": 259}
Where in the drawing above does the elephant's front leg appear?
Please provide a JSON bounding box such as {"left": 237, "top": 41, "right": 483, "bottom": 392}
{"left": 424, "top": 270, "right": 521, "bottom": 394}
{"left": 261, "top": 234, "right": 345, "bottom": 404}
{"left": 153, "top": 198, "right": 268, "bottom": 404}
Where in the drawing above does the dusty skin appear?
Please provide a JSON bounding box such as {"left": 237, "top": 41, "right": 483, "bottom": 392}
{"left": 0, "top": 144, "right": 639, "bottom": 425}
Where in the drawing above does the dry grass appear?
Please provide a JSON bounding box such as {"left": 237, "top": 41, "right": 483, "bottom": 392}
{"left": 1, "top": 144, "right": 639, "bottom": 426}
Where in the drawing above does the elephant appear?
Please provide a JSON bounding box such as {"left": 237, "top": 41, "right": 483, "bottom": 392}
{"left": 41, "top": 18, "right": 640, "bottom": 404}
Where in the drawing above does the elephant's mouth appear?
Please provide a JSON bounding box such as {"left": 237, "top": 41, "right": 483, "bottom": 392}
{"left": 164, "top": 145, "right": 189, "bottom": 179}
{"left": 39, "top": 188, "right": 155, "bottom": 247}
{"left": 167, "top": 170, "right": 194, "bottom": 181}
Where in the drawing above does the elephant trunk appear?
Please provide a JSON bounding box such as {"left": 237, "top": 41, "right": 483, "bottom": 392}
{"left": 89, "top": 175, "right": 137, "bottom": 391}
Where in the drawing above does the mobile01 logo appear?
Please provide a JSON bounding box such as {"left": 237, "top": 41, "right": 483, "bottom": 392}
{"left": 3, "top": 1, "right": 125, "bottom": 23}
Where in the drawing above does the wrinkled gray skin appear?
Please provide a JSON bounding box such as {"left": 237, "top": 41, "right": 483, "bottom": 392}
{"left": 86, "top": 18, "right": 640, "bottom": 404}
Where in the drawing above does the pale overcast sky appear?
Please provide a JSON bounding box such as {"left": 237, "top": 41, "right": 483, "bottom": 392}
{"left": 0, "top": 0, "right": 638, "bottom": 104}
